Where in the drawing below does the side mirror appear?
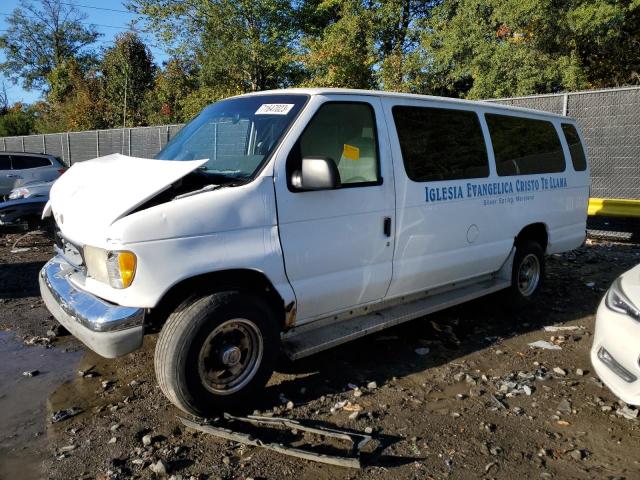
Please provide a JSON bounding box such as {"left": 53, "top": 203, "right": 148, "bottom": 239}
{"left": 291, "top": 157, "right": 340, "bottom": 191}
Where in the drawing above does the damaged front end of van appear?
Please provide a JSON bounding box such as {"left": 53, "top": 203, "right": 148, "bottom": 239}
{"left": 39, "top": 94, "right": 307, "bottom": 360}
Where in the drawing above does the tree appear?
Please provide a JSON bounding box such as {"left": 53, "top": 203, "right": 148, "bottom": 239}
{"left": 144, "top": 58, "right": 198, "bottom": 125}
{"left": 0, "top": 0, "right": 100, "bottom": 91}
{"left": 567, "top": 0, "right": 640, "bottom": 87}
{"left": 128, "top": 0, "right": 302, "bottom": 96}
{"left": 178, "top": 86, "right": 226, "bottom": 121}
{"left": 100, "top": 32, "right": 156, "bottom": 127}
{"left": 0, "top": 103, "right": 37, "bottom": 137}
{"left": 375, "top": 0, "right": 438, "bottom": 91}
{"left": 36, "top": 58, "right": 106, "bottom": 133}
{"left": 301, "top": 0, "right": 377, "bottom": 89}
{"left": 419, "top": 0, "right": 640, "bottom": 99}
{"left": 200, "top": 0, "right": 302, "bottom": 92}
{"left": 0, "top": 84, "right": 8, "bottom": 115}
{"left": 299, "top": 0, "right": 438, "bottom": 90}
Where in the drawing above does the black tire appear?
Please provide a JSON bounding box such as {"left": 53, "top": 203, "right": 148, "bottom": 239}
{"left": 507, "top": 240, "right": 545, "bottom": 306}
{"left": 155, "top": 290, "right": 279, "bottom": 416}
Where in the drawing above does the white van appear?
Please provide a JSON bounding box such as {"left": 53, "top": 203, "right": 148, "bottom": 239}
{"left": 39, "top": 89, "right": 590, "bottom": 415}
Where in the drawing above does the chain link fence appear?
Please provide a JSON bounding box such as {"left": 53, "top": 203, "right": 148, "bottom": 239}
{"left": 1, "top": 86, "right": 639, "bottom": 200}
{"left": 489, "top": 86, "right": 640, "bottom": 199}
{"left": 0, "top": 125, "right": 184, "bottom": 166}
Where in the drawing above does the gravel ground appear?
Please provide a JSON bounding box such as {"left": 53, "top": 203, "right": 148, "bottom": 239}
{"left": 1, "top": 231, "right": 640, "bottom": 480}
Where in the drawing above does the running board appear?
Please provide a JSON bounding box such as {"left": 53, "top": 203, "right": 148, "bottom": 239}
{"left": 282, "top": 277, "right": 510, "bottom": 360}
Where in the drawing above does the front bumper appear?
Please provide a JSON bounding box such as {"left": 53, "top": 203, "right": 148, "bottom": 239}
{"left": 39, "top": 256, "right": 144, "bottom": 358}
{"left": 591, "top": 297, "right": 640, "bottom": 406}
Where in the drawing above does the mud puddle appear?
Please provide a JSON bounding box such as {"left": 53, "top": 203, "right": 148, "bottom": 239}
{"left": 0, "top": 331, "right": 82, "bottom": 480}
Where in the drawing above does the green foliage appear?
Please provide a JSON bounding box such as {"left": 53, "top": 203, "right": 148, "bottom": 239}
{"left": 0, "top": 104, "right": 36, "bottom": 137}
{"left": 420, "top": 0, "right": 640, "bottom": 99}
{"left": 374, "top": 0, "right": 435, "bottom": 91}
{"left": 178, "top": 86, "right": 228, "bottom": 120}
{"left": 129, "top": 0, "right": 301, "bottom": 96}
{"left": 199, "top": 0, "right": 302, "bottom": 92}
{"left": 100, "top": 32, "right": 156, "bottom": 127}
{"left": 37, "top": 58, "right": 106, "bottom": 133}
{"left": 1, "top": 0, "right": 639, "bottom": 134}
{"left": 144, "top": 58, "right": 198, "bottom": 124}
{"left": 301, "top": 0, "right": 377, "bottom": 88}
{"left": 300, "top": 0, "right": 434, "bottom": 90}
{"left": 0, "top": 0, "right": 100, "bottom": 91}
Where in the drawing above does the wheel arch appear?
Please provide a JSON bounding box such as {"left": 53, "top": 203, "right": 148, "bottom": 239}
{"left": 515, "top": 222, "right": 549, "bottom": 253}
{"left": 147, "top": 269, "right": 290, "bottom": 333}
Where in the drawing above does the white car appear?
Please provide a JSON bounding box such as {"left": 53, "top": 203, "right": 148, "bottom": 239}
{"left": 39, "top": 88, "right": 590, "bottom": 415}
{"left": 0, "top": 152, "right": 65, "bottom": 197}
{"left": 591, "top": 265, "right": 640, "bottom": 405}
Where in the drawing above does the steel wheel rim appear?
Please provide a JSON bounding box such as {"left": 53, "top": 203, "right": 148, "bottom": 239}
{"left": 517, "top": 253, "right": 541, "bottom": 297}
{"left": 198, "top": 318, "right": 263, "bottom": 395}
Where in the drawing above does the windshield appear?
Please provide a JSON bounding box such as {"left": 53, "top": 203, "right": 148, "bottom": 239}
{"left": 155, "top": 94, "right": 308, "bottom": 180}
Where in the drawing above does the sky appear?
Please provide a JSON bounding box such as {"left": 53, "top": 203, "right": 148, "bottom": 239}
{"left": 0, "top": 0, "right": 170, "bottom": 105}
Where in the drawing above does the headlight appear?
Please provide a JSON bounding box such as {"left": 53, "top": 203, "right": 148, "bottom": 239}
{"left": 8, "top": 188, "right": 29, "bottom": 200}
{"left": 84, "top": 246, "right": 137, "bottom": 289}
{"left": 605, "top": 277, "right": 640, "bottom": 320}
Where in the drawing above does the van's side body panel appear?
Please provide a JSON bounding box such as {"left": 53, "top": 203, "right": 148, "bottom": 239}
{"left": 379, "top": 97, "right": 589, "bottom": 299}
{"left": 273, "top": 95, "right": 396, "bottom": 323}
{"left": 482, "top": 108, "right": 589, "bottom": 256}
{"left": 381, "top": 98, "right": 507, "bottom": 297}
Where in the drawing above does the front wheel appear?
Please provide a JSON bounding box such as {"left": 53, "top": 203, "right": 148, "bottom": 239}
{"left": 507, "top": 240, "right": 545, "bottom": 306}
{"left": 154, "top": 291, "right": 279, "bottom": 416}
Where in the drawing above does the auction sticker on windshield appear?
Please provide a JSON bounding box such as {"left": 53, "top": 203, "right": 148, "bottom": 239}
{"left": 255, "top": 104, "right": 295, "bottom": 115}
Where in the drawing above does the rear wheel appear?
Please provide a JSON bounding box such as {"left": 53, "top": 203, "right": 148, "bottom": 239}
{"left": 154, "top": 291, "right": 278, "bottom": 416}
{"left": 507, "top": 240, "right": 545, "bottom": 306}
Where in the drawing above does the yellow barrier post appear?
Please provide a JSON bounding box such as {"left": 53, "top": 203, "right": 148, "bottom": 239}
{"left": 588, "top": 198, "right": 640, "bottom": 218}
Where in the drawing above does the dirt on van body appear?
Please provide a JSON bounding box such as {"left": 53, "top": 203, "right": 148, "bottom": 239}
{"left": 1, "top": 230, "right": 640, "bottom": 480}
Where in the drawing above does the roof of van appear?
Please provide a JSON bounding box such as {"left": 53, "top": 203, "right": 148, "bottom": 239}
{"left": 236, "top": 88, "right": 572, "bottom": 121}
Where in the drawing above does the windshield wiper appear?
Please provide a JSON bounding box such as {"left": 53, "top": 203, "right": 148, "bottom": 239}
{"left": 173, "top": 184, "right": 221, "bottom": 201}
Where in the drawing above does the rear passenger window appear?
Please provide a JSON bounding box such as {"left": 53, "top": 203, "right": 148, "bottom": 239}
{"left": 486, "top": 114, "right": 565, "bottom": 176}
{"left": 12, "top": 156, "right": 51, "bottom": 169}
{"left": 392, "top": 106, "right": 489, "bottom": 182}
{"left": 0, "top": 155, "right": 10, "bottom": 170}
{"left": 561, "top": 124, "right": 587, "bottom": 171}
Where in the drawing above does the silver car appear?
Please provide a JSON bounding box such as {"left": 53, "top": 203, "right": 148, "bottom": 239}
{"left": 0, "top": 152, "right": 66, "bottom": 197}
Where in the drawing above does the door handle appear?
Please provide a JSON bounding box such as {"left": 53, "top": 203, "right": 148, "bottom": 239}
{"left": 383, "top": 217, "right": 392, "bottom": 237}
{"left": 6, "top": 174, "right": 22, "bottom": 179}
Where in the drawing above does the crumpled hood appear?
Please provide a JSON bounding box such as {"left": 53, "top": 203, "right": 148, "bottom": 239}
{"left": 49, "top": 153, "right": 207, "bottom": 246}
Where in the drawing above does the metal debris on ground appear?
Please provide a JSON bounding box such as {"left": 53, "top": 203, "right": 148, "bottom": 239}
{"left": 489, "top": 394, "right": 507, "bottom": 410}
{"left": 494, "top": 369, "right": 548, "bottom": 398}
{"left": 543, "top": 325, "right": 583, "bottom": 332}
{"left": 51, "top": 407, "right": 83, "bottom": 423}
{"left": 616, "top": 406, "right": 639, "bottom": 420}
{"left": 10, "top": 230, "right": 47, "bottom": 253}
{"left": 24, "top": 335, "right": 51, "bottom": 346}
{"left": 77, "top": 365, "right": 97, "bottom": 378}
{"left": 179, "top": 413, "right": 373, "bottom": 469}
{"left": 528, "top": 340, "right": 562, "bottom": 350}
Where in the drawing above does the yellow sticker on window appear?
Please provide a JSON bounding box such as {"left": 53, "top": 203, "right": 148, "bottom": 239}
{"left": 343, "top": 144, "right": 360, "bottom": 161}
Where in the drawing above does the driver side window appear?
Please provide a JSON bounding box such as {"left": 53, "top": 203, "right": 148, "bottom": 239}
{"left": 287, "top": 102, "right": 380, "bottom": 187}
